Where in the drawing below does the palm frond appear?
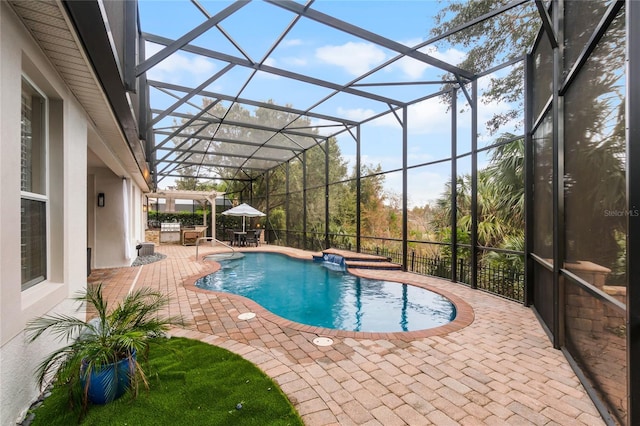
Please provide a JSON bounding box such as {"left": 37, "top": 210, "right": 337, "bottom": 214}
{"left": 27, "top": 283, "right": 185, "bottom": 413}
{"left": 26, "top": 314, "right": 89, "bottom": 343}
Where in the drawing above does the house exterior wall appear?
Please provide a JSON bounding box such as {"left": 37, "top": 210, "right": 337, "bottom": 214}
{"left": 90, "top": 168, "right": 144, "bottom": 268}
{"left": 0, "top": 3, "right": 145, "bottom": 423}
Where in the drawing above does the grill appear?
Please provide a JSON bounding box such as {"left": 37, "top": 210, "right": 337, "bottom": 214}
{"left": 160, "top": 222, "right": 181, "bottom": 243}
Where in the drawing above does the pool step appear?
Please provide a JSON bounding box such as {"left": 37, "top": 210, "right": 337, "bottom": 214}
{"left": 344, "top": 260, "right": 403, "bottom": 270}
{"left": 321, "top": 248, "right": 402, "bottom": 271}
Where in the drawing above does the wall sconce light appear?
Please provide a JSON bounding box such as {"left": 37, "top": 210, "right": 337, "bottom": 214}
{"left": 97, "top": 193, "right": 105, "bottom": 207}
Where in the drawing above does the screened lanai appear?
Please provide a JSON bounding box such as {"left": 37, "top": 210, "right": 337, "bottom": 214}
{"left": 137, "top": 0, "right": 530, "bottom": 285}
{"left": 61, "top": 0, "right": 637, "bottom": 424}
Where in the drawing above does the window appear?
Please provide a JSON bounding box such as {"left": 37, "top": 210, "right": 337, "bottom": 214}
{"left": 21, "top": 78, "right": 47, "bottom": 290}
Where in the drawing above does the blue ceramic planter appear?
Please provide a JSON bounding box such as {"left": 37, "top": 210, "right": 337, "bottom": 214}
{"left": 80, "top": 352, "right": 136, "bottom": 405}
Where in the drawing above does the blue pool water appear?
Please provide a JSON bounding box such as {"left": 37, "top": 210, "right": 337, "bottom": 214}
{"left": 196, "top": 252, "right": 456, "bottom": 333}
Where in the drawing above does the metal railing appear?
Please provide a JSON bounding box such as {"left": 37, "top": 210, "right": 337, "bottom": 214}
{"left": 195, "top": 237, "right": 235, "bottom": 260}
{"left": 268, "top": 229, "right": 525, "bottom": 302}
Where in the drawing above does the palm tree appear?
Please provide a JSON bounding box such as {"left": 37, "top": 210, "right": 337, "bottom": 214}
{"left": 484, "top": 135, "right": 525, "bottom": 231}
{"left": 431, "top": 135, "right": 525, "bottom": 268}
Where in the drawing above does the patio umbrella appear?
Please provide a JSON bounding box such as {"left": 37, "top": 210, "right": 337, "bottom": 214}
{"left": 222, "top": 203, "right": 265, "bottom": 232}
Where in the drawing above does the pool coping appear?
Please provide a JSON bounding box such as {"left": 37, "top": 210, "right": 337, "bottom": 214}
{"left": 182, "top": 249, "right": 474, "bottom": 342}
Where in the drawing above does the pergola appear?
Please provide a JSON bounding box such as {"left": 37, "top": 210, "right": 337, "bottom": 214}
{"left": 146, "top": 189, "right": 219, "bottom": 207}
{"left": 146, "top": 189, "right": 220, "bottom": 238}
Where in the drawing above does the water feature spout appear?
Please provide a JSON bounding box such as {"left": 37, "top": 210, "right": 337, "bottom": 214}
{"left": 321, "top": 254, "right": 346, "bottom": 271}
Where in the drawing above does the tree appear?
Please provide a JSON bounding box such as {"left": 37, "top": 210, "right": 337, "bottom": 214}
{"left": 483, "top": 135, "right": 524, "bottom": 231}
{"left": 431, "top": 0, "right": 538, "bottom": 134}
{"left": 285, "top": 138, "right": 350, "bottom": 238}
{"left": 172, "top": 98, "right": 355, "bottom": 247}
{"left": 357, "top": 164, "right": 386, "bottom": 239}
{"left": 430, "top": 134, "right": 524, "bottom": 260}
{"left": 174, "top": 166, "right": 218, "bottom": 192}
{"left": 431, "top": 1, "right": 626, "bottom": 279}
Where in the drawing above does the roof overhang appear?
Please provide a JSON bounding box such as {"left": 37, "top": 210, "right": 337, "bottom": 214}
{"left": 9, "top": 0, "right": 152, "bottom": 191}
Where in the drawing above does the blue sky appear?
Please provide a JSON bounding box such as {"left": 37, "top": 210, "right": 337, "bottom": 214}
{"left": 138, "top": 1, "right": 523, "bottom": 207}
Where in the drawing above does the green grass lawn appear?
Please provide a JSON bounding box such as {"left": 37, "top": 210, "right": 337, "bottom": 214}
{"left": 30, "top": 337, "right": 303, "bottom": 425}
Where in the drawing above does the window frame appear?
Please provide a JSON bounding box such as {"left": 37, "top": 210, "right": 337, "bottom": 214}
{"left": 20, "top": 75, "right": 50, "bottom": 291}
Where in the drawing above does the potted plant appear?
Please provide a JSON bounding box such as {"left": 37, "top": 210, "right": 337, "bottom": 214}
{"left": 26, "top": 284, "right": 183, "bottom": 412}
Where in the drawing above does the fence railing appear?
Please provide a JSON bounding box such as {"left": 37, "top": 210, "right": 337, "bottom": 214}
{"left": 267, "top": 229, "right": 525, "bottom": 302}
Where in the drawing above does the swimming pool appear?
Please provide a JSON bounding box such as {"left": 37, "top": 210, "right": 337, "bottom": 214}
{"left": 195, "top": 252, "right": 456, "bottom": 333}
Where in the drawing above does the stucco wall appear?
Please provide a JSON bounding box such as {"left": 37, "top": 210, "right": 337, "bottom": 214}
{"left": 0, "top": 3, "right": 143, "bottom": 423}
{"left": 92, "top": 168, "right": 134, "bottom": 268}
{"left": 0, "top": 4, "right": 89, "bottom": 423}
{"left": 88, "top": 163, "right": 146, "bottom": 268}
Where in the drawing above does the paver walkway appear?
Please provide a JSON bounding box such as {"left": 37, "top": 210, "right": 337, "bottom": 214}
{"left": 91, "top": 244, "right": 606, "bottom": 425}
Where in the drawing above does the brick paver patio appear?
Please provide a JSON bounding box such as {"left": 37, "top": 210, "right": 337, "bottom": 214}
{"left": 91, "top": 244, "right": 605, "bottom": 425}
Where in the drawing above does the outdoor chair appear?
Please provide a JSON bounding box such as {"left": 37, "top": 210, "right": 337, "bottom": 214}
{"left": 246, "top": 229, "right": 261, "bottom": 247}
{"left": 244, "top": 230, "right": 257, "bottom": 247}
{"left": 226, "top": 229, "right": 235, "bottom": 246}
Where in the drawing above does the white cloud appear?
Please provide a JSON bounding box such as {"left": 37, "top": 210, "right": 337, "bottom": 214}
{"left": 342, "top": 153, "right": 357, "bottom": 173}
{"left": 406, "top": 98, "right": 451, "bottom": 134}
{"left": 283, "top": 39, "right": 304, "bottom": 47}
{"left": 382, "top": 168, "right": 449, "bottom": 208}
{"left": 407, "top": 148, "right": 433, "bottom": 164}
{"left": 401, "top": 37, "right": 424, "bottom": 48}
{"left": 390, "top": 37, "right": 428, "bottom": 78}
{"left": 263, "top": 57, "right": 277, "bottom": 67}
{"left": 335, "top": 154, "right": 447, "bottom": 208}
{"left": 383, "top": 42, "right": 467, "bottom": 79}
{"left": 145, "top": 42, "right": 217, "bottom": 84}
{"left": 336, "top": 106, "right": 378, "bottom": 122}
{"left": 282, "top": 56, "right": 308, "bottom": 67}
{"left": 335, "top": 72, "right": 518, "bottom": 140}
{"left": 256, "top": 58, "right": 281, "bottom": 80}
{"left": 419, "top": 45, "right": 467, "bottom": 68}
{"left": 394, "top": 57, "right": 429, "bottom": 79}
{"left": 336, "top": 97, "right": 450, "bottom": 135}
{"left": 315, "top": 42, "right": 387, "bottom": 76}
{"left": 338, "top": 138, "right": 447, "bottom": 208}
{"left": 407, "top": 170, "right": 449, "bottom": 207}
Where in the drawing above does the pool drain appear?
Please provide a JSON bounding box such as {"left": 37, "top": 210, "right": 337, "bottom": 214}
{"left": 237, "top": 312, "right": 256, "bottom": 320}
{"left": 312, "top": 337, "right": 334, "bottom": 347}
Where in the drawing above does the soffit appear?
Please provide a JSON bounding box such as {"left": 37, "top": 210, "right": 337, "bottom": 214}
{"left": 9, "top": 0, "right": 150, "bottom": 191}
